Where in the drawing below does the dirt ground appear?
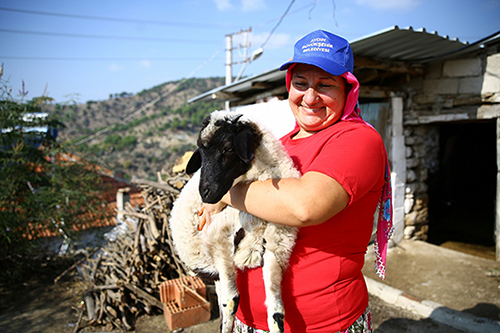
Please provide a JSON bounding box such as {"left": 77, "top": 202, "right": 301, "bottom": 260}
{"left": 0, "top": 243, "right": 472, "bottom": 333}
{"left": 363, "top": 240, "right": 500, "bottom": 322}
{"left": 0, "top": 277, "right": 463, "bottom": 333}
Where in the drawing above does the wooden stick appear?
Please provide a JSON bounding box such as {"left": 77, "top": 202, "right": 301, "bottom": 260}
{"left": 131, "top": 177, "right": 180, "bottom": 195}
{"left": 54, "top": 248, "right": 99, "bottom": 284}
{"left": 120, "top": 282, "right": 163, "bottom": 309}
{"left": 73, "top": 309, "right": 84, "bottom": 333}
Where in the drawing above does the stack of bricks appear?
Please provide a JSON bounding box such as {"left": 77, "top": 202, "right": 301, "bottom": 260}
{"left": 159, "top": 276, "right": 211, "bottom": 330}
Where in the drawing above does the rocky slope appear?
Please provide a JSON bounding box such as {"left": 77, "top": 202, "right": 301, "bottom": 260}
{"left": 44, "top": 77, "right": 225, "bottom": 180}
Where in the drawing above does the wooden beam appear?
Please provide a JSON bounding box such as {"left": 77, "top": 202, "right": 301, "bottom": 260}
{"left": 211, "top": 91, "right": 239, "bottom": 100}
{"left": 358, "top": 86, "right": 391, "bottom": 99}
{"left": 252, "top": 81, "right": 274, "bottom": 89}
{"left": 354, "top": 56, "right": 424, "bottom": 76}
{"left": 356, "top": 68, "right": 380, "bottom": 84}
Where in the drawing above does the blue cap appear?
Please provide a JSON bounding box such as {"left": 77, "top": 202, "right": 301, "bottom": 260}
{"left": 279, "top": 30, "right": 354, "bottom": 75}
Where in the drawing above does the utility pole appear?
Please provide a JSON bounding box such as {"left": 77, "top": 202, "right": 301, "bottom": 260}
{"left": 225, "top": 27, "right": 252, "bottom": 110}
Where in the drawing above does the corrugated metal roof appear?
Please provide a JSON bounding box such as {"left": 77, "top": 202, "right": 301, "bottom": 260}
{"left": 350, "top": 26, "right": 469, "bottom": 62}
{"left": 189, "top": 26, "right": 499, "bottom": 103}
{"left": 188, "top": 68, "right": 285, "bottom": 103}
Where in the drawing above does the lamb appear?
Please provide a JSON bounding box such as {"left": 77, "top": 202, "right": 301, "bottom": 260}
{"left": 169, "top": 110, "right": 300, "bottom": 333}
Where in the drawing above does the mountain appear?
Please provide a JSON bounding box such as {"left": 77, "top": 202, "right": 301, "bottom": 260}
{"left": 44, "top": 77, "right": 225, "bottom": 180}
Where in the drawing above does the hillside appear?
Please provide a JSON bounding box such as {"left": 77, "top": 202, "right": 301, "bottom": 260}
{"left": 44, "top": 77, "right": 225, "bottom": 180}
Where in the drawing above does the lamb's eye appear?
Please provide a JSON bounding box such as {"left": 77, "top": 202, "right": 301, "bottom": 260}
{"left": 222, "top": 146, "right": 234, "bottom": 154}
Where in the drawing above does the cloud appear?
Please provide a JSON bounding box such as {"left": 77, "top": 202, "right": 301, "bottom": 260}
{"left": 140, "top": 60, "right": 152, "bottom": 68}
{"left": 214, "top": 0, "right": 266, "bottom": 11}
{"left": 251, "top": 32, "right": 290, "bottom": 49}
{"left": 109, "top": 64, "right": 122, "bottom": 71}
{"left": 242, "top": 0, "right": 266, "bottom": 12}
{"left": 355, "top": 0, "right": 420, "bottom": 11}
{"left": 214, "top": 0, "right": 232, "bottom": 11}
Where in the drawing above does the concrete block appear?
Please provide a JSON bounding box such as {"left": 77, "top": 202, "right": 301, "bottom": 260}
{"left": 423, "top": 78, "right": 459, "bottom": 95}
{"left": 443, "top": 58, "right": 482, "bottom": 77}
{"left": 459, "top": 76, "right": 483, "bottom": 94}
{"left": 482, "top": 70, "right": 500, "bottom": 96}
{"left": 485, "top": 53, "right": 500, "bottom": 76}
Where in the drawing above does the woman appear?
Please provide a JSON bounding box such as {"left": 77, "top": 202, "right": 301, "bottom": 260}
{"left": 204, "top": 30, "right": 393, "bottom": 333}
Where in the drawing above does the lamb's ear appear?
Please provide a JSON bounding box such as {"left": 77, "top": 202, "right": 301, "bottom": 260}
{"left": 186, "top": 149, "right": 202, "bottom": 174}
{"left": 234, "top": 129, "right": 255, "bottom": 164}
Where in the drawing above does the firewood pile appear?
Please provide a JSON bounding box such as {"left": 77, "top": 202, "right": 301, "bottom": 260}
{"left": 74, "top": 172, "right": 193, "bottom": 331}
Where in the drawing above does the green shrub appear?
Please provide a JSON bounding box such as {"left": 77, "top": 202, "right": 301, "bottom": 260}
{"left": 0, "top": 69, "right": 112, "bottom": 256}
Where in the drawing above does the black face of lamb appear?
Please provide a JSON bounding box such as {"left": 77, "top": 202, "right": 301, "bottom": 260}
{"left": 187, "top": 114, "right": 262, "bottom": 204}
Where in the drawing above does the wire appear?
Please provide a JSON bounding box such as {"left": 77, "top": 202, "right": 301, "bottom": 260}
{"left": 256, "top": 0, "right": 333, "bottom": 49}
{"left": 73, "top": 47, "right": 223, "bottom": 146}
{"left": 0, "top": 6, "right": 228, "bottom": 30}
{"left": 255, "top": 0, "right": 322, "bottom": 28}
{"left": 259, "top": 0, "right": 296, "bottom": 49}
{"left": 0, "top": 56, "right": 210, "bottom": 61}
{"left": 0, "top": 28, "right": 220, "bottom": 44}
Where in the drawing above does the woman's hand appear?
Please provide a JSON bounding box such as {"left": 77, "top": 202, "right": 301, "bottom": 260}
{"left": 198, "top": 201, "right": 228, "bottom": 230}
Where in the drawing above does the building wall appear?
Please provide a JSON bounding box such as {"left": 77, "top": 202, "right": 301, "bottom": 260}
{"left": 401, "top": 49, "right": 500, "bottom": 241}
{"left": 402, "top": 124, "right": 439, "bottom": 240}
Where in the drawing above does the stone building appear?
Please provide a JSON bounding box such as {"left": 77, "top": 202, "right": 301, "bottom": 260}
{"left": 190, "top": 26, "right": 500, "bottom": 259}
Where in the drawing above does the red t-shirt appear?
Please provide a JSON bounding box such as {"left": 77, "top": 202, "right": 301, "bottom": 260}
{"left": 235, "top": 120, "right": 386, "bottom": 332}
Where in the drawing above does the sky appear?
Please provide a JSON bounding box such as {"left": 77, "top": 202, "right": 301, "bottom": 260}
{"left": 1, "top": 0, "right": 499, "bottom": 104}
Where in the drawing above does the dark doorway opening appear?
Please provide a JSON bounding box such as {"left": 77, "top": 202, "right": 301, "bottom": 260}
{"left": 427, "top": 120, "right": 497, "bottom": 253}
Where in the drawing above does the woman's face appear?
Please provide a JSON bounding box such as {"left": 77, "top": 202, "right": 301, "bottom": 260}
{"left": 288, "top": 64, "right": 347, "bottom": 138}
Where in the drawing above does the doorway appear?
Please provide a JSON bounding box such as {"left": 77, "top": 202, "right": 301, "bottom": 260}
{"left": 427, "top": 120, "right": 497, "bottom": 258}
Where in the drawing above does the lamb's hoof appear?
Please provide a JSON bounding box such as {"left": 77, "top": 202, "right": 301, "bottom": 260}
{"left": 222, "top": 295, "right": 240, "bottom": 316}
{"left": 271, "top": 312, "right": 284, "bottom": 333}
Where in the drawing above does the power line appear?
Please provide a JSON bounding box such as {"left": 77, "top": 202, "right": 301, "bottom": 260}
{"left": 0, "top": 6, "right": 228, "bottom": 30}
{"left": 255, "top": 0, "right": 324, "bottom": 31}
{"left": 74, "top": 47, "right": 223, "bottom": 146}
{"left": 1, "top": 1, "right": 329, "bottom": 50}
{"left": 0, "top": 56, "right": 211, "bottom": 61}
{"left": 0, "top": 28, "right": 220, "bottom": 44}
{"left": 259, "top": 0, "right": 296, "bottom": 49}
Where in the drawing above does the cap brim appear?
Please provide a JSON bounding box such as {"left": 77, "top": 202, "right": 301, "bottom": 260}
{"left": 279, "top": 57, "right": 348, "bottom": 76}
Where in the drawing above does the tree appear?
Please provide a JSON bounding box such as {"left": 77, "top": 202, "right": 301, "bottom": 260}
{"left": 0, "top": 68, "right": 112, "bottom": 256}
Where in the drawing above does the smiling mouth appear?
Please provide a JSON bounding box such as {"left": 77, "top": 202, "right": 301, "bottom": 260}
{"left": 301, "top": 105, "right": 324, "bottom": 113}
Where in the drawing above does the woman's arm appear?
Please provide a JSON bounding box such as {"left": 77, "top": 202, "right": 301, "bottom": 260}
{"left": 216, "top": 171, "right": 349, "bottom": 227}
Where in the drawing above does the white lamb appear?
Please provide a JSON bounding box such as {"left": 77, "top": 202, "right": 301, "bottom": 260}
{"left": 169, "top": 110, "right": 300, "bottom": 333}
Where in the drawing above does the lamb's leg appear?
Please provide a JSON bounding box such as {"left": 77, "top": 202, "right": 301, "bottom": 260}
{"left": 262, "top": 250, "right": 285, "bottom": 333}
{"left": 214, "top": 257, "right": 239, "bottom": 333}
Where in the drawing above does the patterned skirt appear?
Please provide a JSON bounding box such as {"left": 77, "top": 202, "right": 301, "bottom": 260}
{"left": 232, "top": 306, "right": 372, "bottom": 333}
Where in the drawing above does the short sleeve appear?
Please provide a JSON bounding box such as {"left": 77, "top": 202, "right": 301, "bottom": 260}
{"left": 308, "top": 124, "right": 386, "bottom": 205}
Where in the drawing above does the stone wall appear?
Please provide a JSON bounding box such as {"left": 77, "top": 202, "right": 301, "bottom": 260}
{"left": 403, "top": 124, "right": 439, "bottom": 240}
{"left": 401, "top": 52, "right": 493, "bottom": 240}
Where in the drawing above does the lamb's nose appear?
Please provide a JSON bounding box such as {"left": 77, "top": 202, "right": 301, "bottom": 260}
{"left": 202, "top": 188, "right": 211, "bottom": 200}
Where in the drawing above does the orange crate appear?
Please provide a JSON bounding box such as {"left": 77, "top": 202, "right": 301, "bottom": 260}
{"left": 159, "top": 276, "right": 211, "bottom": 330}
